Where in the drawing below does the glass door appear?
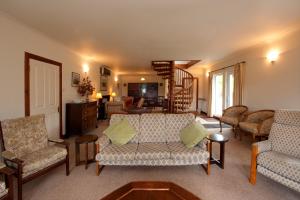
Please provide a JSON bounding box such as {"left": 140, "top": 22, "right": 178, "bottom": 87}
{"left": 211, "top": 68, "right": 235, "bottom": 116}
{"left": 212, "top": 73, "right": 224, "bottom": 116}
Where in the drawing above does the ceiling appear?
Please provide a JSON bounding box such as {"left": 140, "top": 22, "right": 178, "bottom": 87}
{"left": 1, "top": 0, "right": 300, "bottom": 73}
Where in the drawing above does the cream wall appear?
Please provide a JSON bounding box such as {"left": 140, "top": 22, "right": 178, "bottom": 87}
{"left": 203, "top": 29, "right": 300, "bottom": 111}
{"left": 118, "top": 74, "right": 165, "bottom": 97}
{"left": 0, "top": 12, "right": 100, "bottom": 135}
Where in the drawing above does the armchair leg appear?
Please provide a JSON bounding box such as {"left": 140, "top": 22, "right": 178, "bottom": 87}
{"left": 17, "top": 173, "right": 22, "bottom": 200}
{"left": 249, "top": 144, "right": 258, "bottom": 185}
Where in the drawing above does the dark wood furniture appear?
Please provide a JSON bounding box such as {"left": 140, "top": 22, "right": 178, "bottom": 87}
{"left": 101, "top": 181, "right": 201, "bottom": 200}
{"left": 66, "top": 101, "right": 97, "bottom": 137}
{"left": 75, "top": 134, "right": 99, "bottom": 169}
{"left": 206, "top": 133, "right": 229, "bottom": 169}
{"left": 0, "top": 167, "right": 14, "bottom": 200}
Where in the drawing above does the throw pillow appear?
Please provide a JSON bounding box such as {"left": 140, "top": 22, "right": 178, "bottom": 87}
{"left": 180, "top": 121, "right": 208, "bottom": 148}
{"left": 104, "top": 118, "right": 136, "bottom": 145}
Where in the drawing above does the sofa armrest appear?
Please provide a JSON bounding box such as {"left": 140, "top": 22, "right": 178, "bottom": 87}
{"left": 254, "top": 140, "right": 271, "bottom": 154}
{"left": 48, "top": 138, "right": 70, "bottom": 148}
{"left": 2, "top": 151, "right": 24, "bottom": 169}
{"left": 96, "top": 135, "right": 111, "bottom": 152}
{"left": 197, "top": 138, "right": 209, "bottom": 150}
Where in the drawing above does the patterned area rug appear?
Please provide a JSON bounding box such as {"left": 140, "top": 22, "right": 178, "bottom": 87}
{"left": 196, "top": 117, "right": 231, "bottom": 130}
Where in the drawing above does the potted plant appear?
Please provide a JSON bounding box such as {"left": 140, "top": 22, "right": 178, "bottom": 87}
{"left": 77, "top": 76, "right": 95, "bottom": 101}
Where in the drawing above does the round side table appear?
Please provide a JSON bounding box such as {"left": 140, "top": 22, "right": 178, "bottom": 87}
{"left": 206, "top": 133, "right": 229, "bottom": 169}
{"left": 75, "top": 134, "right": 98, "bottom": 169}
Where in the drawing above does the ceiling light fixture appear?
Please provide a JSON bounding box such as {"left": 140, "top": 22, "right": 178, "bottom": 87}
{"left": 141, "top": 77, "right": 145, "bottom": 81}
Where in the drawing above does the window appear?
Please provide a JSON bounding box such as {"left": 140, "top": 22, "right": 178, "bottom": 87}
{"left": 211, "top": 68, "right": 234, "bottom": 116}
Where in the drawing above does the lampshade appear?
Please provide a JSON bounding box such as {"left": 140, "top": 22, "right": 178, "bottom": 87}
{"left": 111, "top": 92, "right": 116, "bottom": 97}
{"left": 96, "top": 92, "right": 102, "bottom": 99}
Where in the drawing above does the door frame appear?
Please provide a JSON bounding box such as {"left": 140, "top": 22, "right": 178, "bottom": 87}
{"left": 24, "top": 52, "right": 63, "bottom": 138}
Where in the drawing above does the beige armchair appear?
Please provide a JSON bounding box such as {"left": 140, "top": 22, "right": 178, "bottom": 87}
{"left": 219, "top": 105, "right": 248, "bottom": 137}
{"left": 249, "top": 110, "right": 300, "bottom": 193}
{"left": 106, "top": 101, "right": 127, "bottom": 118}
{"left": 0, "top": 115, "right": 69, "bottom": 200}
{"left": 239, "top": 110, "right": 275, "bottom": 141}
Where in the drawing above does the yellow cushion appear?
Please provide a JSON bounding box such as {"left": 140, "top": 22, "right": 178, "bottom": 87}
{"left": 104, "top": 118, "right": 136, "bottom": 145}
{"left": 180, "top": 121, "right": 208, "bottom": 148}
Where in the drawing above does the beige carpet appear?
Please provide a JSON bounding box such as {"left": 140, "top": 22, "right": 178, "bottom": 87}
{"left": 20, "top": 120, "right": 299, "bottom": 200}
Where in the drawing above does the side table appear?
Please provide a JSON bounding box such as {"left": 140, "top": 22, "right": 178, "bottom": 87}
{"left": 206, "top": 133, "right": 229, "bottom": 169}
{"left": 75, "top": 134, "right": 98, "bottom": 169}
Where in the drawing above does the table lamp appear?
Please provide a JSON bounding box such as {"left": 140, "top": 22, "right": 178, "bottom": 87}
{"left": 96, "top": 92, "right": 102, "bottom": 99}
{"left": 111, "top": 92, "right": 116, "bottom": 101}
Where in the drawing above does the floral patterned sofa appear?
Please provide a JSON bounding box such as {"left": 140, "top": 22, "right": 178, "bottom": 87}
{"left": 249, "top": 110, "right": 300, "bottom": 192}
{"left": 95, "top": 113, "right": 210, "bottom": 175}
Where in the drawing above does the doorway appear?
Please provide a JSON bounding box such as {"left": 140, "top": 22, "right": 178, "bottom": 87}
{"left": 24, "top": 52, "right": 63, "bottom": 139}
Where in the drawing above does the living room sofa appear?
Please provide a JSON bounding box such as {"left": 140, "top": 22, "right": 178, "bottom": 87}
{"left": 249, "top": 110, "right": 300, "bottom": 192}
{"left": 95, "top": 113, "right": 210, "bottom": 175}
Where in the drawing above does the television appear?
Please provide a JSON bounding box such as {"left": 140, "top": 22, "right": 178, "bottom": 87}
{"left": 100, "top": 66, "right": 111, "bottom": 76}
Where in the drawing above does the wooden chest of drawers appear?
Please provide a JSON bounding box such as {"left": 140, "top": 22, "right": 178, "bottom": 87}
{"left": 65, "top": 101, "right": 97, "bottom": 137}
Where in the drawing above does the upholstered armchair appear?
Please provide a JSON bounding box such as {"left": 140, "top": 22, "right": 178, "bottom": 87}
{"left": 0, "top": 163, "right": 14, "bottom": 200}
{"left": 239, "top": 110, "right": 274, "bottom": 141}
{"left": 0, "top": 115, "right": 69, "bottom": 200}
{"left": 249, "top": 110, "right": 300, "bottom": 193}
{"left": 219, "top": 105, "right": 248, "bottom": 137}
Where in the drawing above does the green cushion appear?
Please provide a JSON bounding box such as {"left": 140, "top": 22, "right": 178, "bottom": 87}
{"left": 180, "top": 121, "right": 208, "bottom": 148}
{"left": 104, "top": 118, "right": 136, "bottom": 145}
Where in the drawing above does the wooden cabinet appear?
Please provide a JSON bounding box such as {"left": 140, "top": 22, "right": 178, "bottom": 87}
{"left": 65, "top": 101, "right": 97, "bottom": 137}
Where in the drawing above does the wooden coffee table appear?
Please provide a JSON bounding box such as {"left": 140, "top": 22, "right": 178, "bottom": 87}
{"left": 101, "top": 181, "right": 200, "bottom": 200}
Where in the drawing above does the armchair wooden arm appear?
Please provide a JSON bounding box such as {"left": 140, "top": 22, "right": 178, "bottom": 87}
{"left": 48, "top": 138, "right": 70, "bottom": 147}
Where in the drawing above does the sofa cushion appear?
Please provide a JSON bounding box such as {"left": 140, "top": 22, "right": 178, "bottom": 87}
{"left": 270, "top": 123, "right": 300, "bottom": 159}
{"left": 239, "top": 122, "right": 258, "bottom": 134}
{"left": 135, "top": 143, "right": 170, "bottom": 160}
{"left": 0, "top": 181, "right": 7, "bottom": 198}
{"left": 165, "top": 113, "right": 195, "bottom": 142}
{"left": 257, "top": 151, "right": 300, "bottom": 183}
{"left": 110, "top": 114, "right": 140, "bottom": 143}
{"left": 168, "top": 142, "right": 209, "bottom": 162}
{"left": 139, "top": 113, "right": 166, "bottom": 143}
{"left": 21, "top": 145, "right": 67, "bottom": 177}
{"left": 180, "top": 121, "right": 208, "bottom": 148}
{"left": 98, "top": 143, "right": 138, "bottom": 161}
{"left": 104, "top": 118, "right": 136, "bottom": 145}
{"left": 1, "top": 115, "right": 48, "bottom": 158}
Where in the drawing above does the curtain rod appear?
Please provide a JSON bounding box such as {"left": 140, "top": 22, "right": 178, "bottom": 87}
{"left": 209, "top": 61, "right": 246, "bottom": 74}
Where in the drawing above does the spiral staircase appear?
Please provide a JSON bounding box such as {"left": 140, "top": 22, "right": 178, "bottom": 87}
{"left": 152, "top": 60, "right": 199, "bottom": 113}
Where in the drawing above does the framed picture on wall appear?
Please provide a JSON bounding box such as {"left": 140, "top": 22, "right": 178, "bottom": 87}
{"left": 100, "top": 76, "right": 108, "bottom": 91}
{"left": 71, "top": 72, "right": 80, "bottom": 87}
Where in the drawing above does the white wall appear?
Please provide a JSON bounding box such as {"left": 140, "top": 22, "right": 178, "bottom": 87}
{"left": 203, "top": 29, "right": 300, "bottom": 111}
{"left": 0, "top": 12, "right": 100, "bottom": 135}
{"left": 118, "top": 74, "right": 165, "bottom": 97}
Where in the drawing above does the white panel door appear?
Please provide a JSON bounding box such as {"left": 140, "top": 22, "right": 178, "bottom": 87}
{"left": 30, "top": 60, "right": 60, "bottom": 139}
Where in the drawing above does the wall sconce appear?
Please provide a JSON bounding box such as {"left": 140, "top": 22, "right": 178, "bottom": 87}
{"left": 141, "top": 77, "right": 145, "bottom": 81}
{"left": 83, "top": 63, "right": 89, "bottom": 73}
{"left": 267, "top": 50, "right": 279, "bottom": 63}
{"left": 114, "top": 76, "right": 118, "bottom": 82}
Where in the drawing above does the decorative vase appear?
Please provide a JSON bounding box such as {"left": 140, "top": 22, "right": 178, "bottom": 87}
{"left": 85, "top": 94, "right": 89, "bottom": 102}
